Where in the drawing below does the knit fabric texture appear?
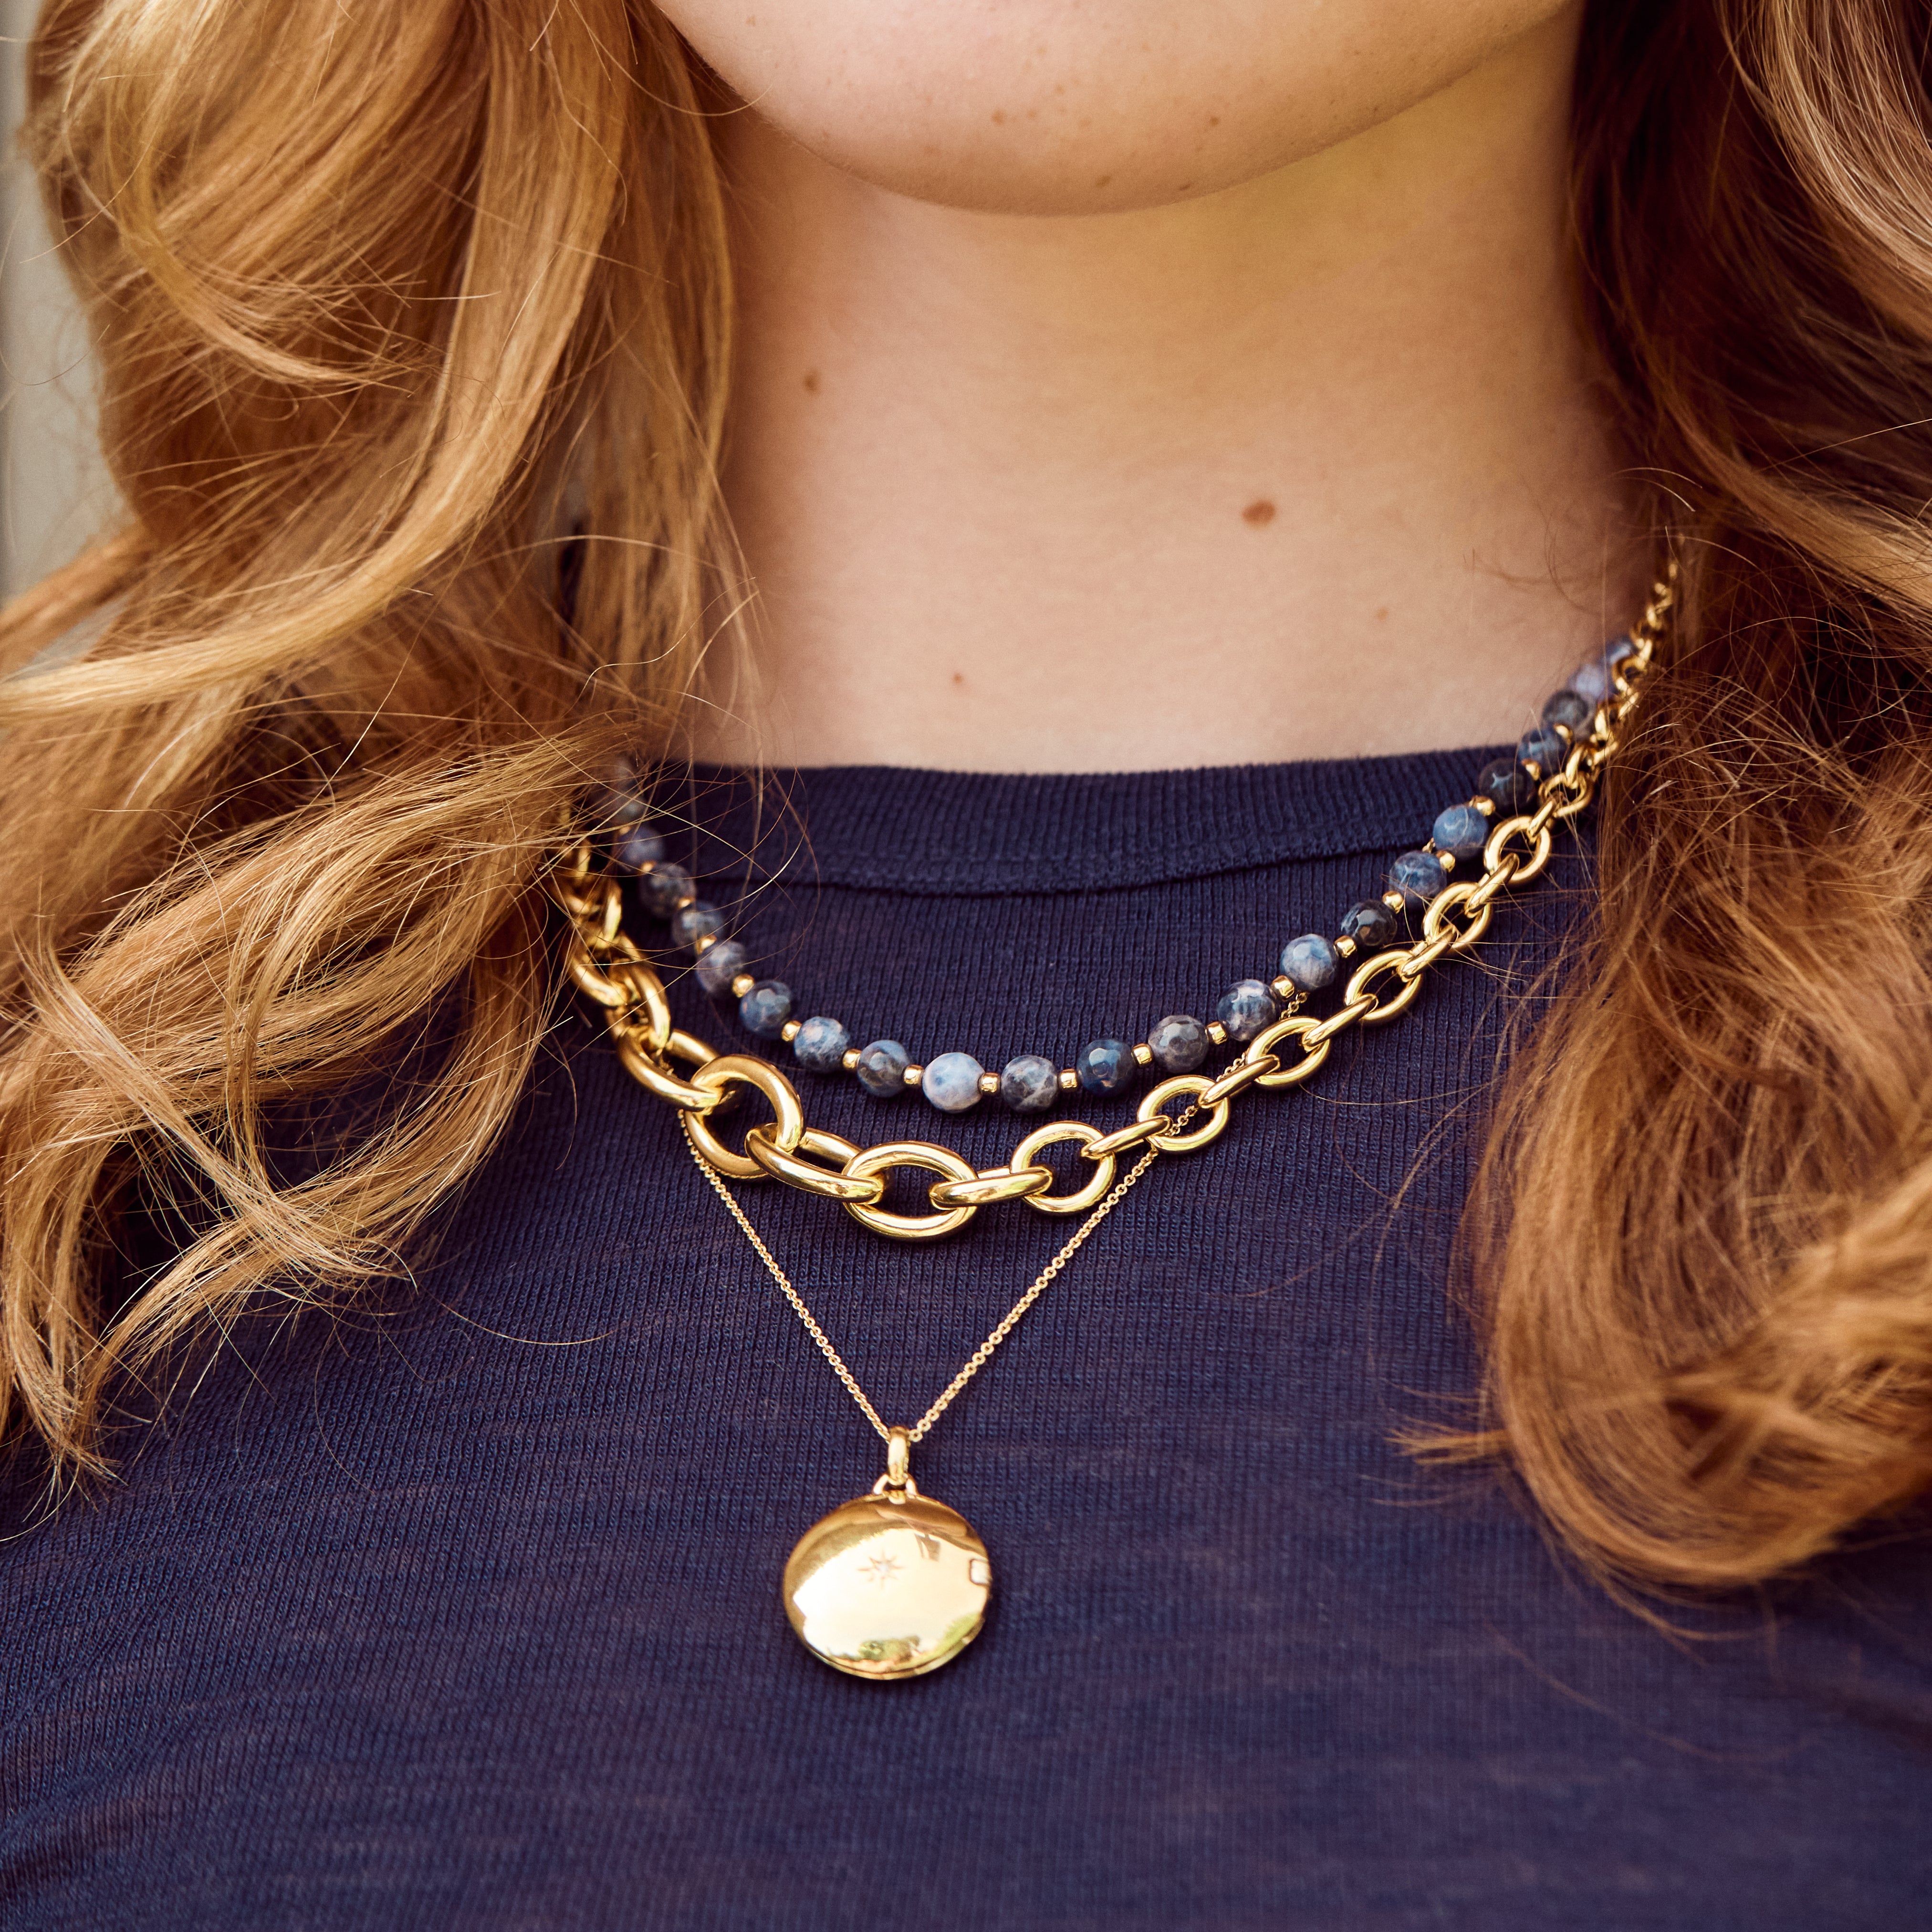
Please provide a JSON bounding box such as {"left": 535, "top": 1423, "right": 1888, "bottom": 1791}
{"left": 1, "top": 751, "right": 1927, "bottom": 1930}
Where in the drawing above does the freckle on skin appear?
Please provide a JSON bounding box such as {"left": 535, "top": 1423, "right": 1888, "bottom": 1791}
{"left": 1242, "top": 500, "right": 1277, "bottom": 527}
{"left": 1095, "top": 174, "right": 1112, "bottom": 188}
{"left": 992, "top": 109, "right": 1006, "bottom": 125}
{"left": 952, "top": 671, "right": 966, "bottom": 687}
{"left": 1375, "top": 606, "right": 1389, "bottom": 620}
{"left": 802, "top": 370, "right": 821, "bottom": 395}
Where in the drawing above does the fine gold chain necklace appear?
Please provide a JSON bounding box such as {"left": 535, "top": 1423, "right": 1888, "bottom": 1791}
{"left": 686, "top": 1115, "right": 1169, "bottom": 1448}
{"left": 684, "top": 1112, "right": 1177, "bottom": 1677}
{"left": 557, "top": 564, "right": 1677, "bottom": 1679}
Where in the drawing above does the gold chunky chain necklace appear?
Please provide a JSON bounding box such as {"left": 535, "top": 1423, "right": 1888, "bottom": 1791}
{"left": 551, "top": 565, "right": 1676, "bottom": 1680}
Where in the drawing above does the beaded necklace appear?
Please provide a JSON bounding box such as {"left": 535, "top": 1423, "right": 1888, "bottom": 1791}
{"left": 553, "top": 577, "right": 1671, "bottom": 1680}
{"left": 591, "top": 633, "right": 1633, "bottom": 1114}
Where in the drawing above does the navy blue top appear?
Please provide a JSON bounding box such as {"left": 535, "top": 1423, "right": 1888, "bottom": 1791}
{"left": 2, "top": 752, "right": 1928, "bottom": 1931}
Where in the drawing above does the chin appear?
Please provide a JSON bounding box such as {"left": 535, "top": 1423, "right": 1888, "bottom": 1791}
{"left": 661, "top": 0, "right": 1572, "bottom": 216}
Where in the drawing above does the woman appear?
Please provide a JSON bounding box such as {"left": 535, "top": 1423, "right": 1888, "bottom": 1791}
{"left": 1, "top": 0, "right": 1927, "bottom": 1923}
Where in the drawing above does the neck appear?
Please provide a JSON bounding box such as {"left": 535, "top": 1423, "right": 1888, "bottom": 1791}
{"left": 693, "top": 8, "right": 1639, "bottom": 773}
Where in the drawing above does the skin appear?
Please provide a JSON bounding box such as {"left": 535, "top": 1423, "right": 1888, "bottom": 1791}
{"left": 664, "top": 0, "right": 1642, "bottom": 772}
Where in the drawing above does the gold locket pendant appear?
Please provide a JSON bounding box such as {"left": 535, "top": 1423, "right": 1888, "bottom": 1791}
{"left": 782, "top": 1429, "right": 992, "bottom": 1680}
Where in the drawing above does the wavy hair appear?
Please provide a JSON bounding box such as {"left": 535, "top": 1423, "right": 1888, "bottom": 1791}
{"left": 2, "top": 0, "right": 1931, "bottom": 1590}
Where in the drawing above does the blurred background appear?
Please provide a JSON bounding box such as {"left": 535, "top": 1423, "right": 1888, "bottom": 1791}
{"left": 2, "top": 0, "right": 113, "bottom": 604}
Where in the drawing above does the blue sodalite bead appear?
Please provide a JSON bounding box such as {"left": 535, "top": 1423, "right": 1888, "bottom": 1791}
{"left": 612, "top": 822, "right": 667, "bottom": 873}
{"left": 1001, "top": 1054, "right": 1059, "bottom": 1112}
{"left": 671, "top": 901, "right": 725, "bottom": 952}
{"left": 739, "top": 980, "right": 793, "bottom": 1039}
{"left": 1561, "top": 660, "right": 1607, "bottom": 707}
{"left": 1340, "top": 899, "right": 1399, "bottom": 951}
{"left": 1388, "top": 850, "right": 1448, "bottom": 907}
{"left": 1516, "top": 724, "right": 1568, "bottom": 777}
{"left": 792, "top": 1015, "right": 850, "bottom": 1074}
{"left": 1214, "top": 981, "right": 1275, "bottom": 1044}
{"left": 1568, "top": 658, "right": 1611, "bottom": 704}
{"left": 855, "top": 1039, "right": 911, "bottom": 1098}
{"left": 1476, "top": 757, "right": 1532, "bottom": 815}
{"left": 1431, "top": 804, "right": 1489, "bottom": 860}
{"left": 1147, "top": 1013, "right": 1208, "bottom": 1074}
{"left": 923, "top": 1051, "right": 986, "bottom": 1113}
{"left": 592, "top": 767, "right": 647, "bottom": 829}
{"left": 1076, "top": 1038, "right": 1136, "bottom": 1095}
{"left": 1542, "top": 688, "right": 1594, "bottom": 733}
{"left": 694, "top": 938, "right": 747, "bottom": 998}
{"left": 637, "top": 862, "right": 693, "bottom": 919}
{"left": 1568, "top": 634, "right": 1637, "bottom": 705}
{"left": 1279, "top": 934, "right": 1338, "bottom": 992}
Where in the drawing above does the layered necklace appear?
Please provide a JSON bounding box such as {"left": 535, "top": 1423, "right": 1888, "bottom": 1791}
{"left": 552, "top": 568, "right": 1674, "bottom": 1680}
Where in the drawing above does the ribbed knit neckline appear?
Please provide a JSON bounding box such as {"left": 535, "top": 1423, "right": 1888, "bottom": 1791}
{"left": 677, "top": 744, "right": 1509, "bottom": 897}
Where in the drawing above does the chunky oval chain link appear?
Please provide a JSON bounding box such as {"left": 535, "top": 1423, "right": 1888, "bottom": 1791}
{"left": 557, "top": 567, "right": 1675, "bottom": 1239}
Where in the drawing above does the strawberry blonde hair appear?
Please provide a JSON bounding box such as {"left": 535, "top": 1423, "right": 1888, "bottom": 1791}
{"left": 2, "top": 0, "right": 1931, "bottom": 1591}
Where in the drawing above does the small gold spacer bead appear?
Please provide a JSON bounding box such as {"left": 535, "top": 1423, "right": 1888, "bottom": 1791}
{"left": 1270, "top": 975, "right": 1296, "bottom": 1003}
{"left": 1381, "top": 890, "right": 1406, "bottom": 914}
{"left": 979, "top": 1071, "right": 1001, "bottom": 1095}
{"left": 731, "top": 973, "right": 756, "bottom": 999}
{"left": 1058, "top": 1068, "right": 1079, "bottom": 1092}
{"left": 693, "top": 932, "right": 717, "bottom": 955}
{"left": 841, "top": 1048, "right": 861, "bottom": 1071}
{"left": 1439, "top": 852, "right": 1456, "bottom": 874}
{"left": 1336, "top": 935, "right": 1358, "bottom": 959}
{"left": 780, "top": 1020, "right": 802, "bottom": 1042}
{"left": 1472, "top": 795, "right": 1496, "bottom": 817}
{"left": 1132, "top": 1043, "right": 1154, "bottom": 1067}
{"left": 904, "top": 1065, "right": 924, "bottom": 1087}
{"left": 1205, "top": 1021, "right": 1228, "bottom": 1046}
